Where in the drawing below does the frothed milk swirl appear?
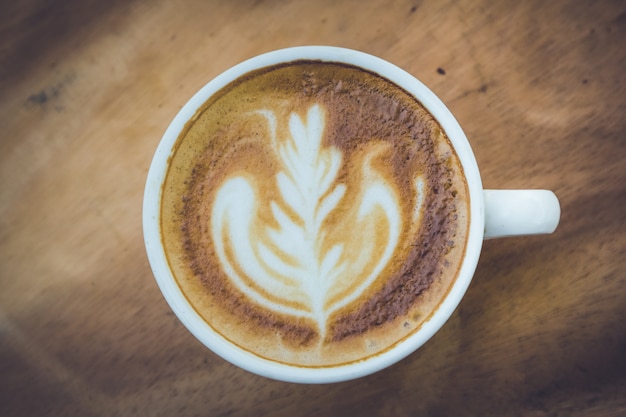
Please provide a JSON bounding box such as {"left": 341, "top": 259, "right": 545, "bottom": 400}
{"left": 161, "top": 61, "right": 469, "bottom": 366}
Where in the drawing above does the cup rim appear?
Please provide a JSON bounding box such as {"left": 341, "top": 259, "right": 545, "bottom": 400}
{"left": 143, "top": 45, "right": 485, "bottom": 383}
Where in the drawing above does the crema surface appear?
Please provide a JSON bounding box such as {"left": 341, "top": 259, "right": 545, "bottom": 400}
{"left": 161, "top": 61, "right": 469, "bottom": 367}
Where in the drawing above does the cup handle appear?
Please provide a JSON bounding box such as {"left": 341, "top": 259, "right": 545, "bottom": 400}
{"left": 483, "top": 190, "right": 561, "bottom": 239}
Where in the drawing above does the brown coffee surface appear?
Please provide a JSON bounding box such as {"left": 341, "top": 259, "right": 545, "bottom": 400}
{"left": 160, "top": 61, "right": 469, "bottom": 367}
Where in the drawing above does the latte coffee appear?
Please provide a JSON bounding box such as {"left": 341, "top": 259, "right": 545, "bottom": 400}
{"left": 160, "top": 61, "right": 469, "bottom": 367}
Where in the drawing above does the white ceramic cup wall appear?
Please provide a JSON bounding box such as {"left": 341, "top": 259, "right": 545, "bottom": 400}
{"left": 143, "top": 46, "right": 560, "bottom": 384}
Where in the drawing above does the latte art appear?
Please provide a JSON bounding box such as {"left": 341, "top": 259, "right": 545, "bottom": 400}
{"left": 161, "top": 61, "right": 469, "bottom": 366}
{"left": 211, "top": 104, "right": 423, "bottom": 336}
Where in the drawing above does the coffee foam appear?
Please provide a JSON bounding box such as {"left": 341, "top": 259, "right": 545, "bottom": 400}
{"left": 161, "top": 62, "right": 469, "bottom": 366}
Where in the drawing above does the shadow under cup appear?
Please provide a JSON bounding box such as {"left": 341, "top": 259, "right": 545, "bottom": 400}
{"left": 143, "top": 46, "right": 485, "bottom": 383}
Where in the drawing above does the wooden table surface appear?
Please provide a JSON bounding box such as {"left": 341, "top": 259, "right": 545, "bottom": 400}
{"left": 1, "top": 0, "right": 625, "bottom": 416}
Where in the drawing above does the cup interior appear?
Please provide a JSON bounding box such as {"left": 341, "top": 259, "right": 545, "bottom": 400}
{"left": 143, "top": 46, "right": 485, "bottom": 383}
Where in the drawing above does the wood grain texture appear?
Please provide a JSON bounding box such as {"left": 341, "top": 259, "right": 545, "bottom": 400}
{"left": 1, "top": 0, "right": 624, "bottom": 416}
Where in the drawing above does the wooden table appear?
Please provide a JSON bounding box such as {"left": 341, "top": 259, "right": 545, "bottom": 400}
{"left": 1, "top": 0, "right": 625, "bottom": 415}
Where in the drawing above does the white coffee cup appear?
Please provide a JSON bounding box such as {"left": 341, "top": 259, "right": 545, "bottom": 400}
{"left": 143, "top": 46, "right": 560, "bottom": 384}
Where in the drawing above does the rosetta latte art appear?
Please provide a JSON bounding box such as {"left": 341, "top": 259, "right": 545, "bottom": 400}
{"left": 211, "top": 104, "right": 425, "bottom": 336}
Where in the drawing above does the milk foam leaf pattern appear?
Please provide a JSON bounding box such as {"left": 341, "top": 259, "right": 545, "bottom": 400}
{"left": 211, "top": 104, "right": 406, "bottom": 335}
